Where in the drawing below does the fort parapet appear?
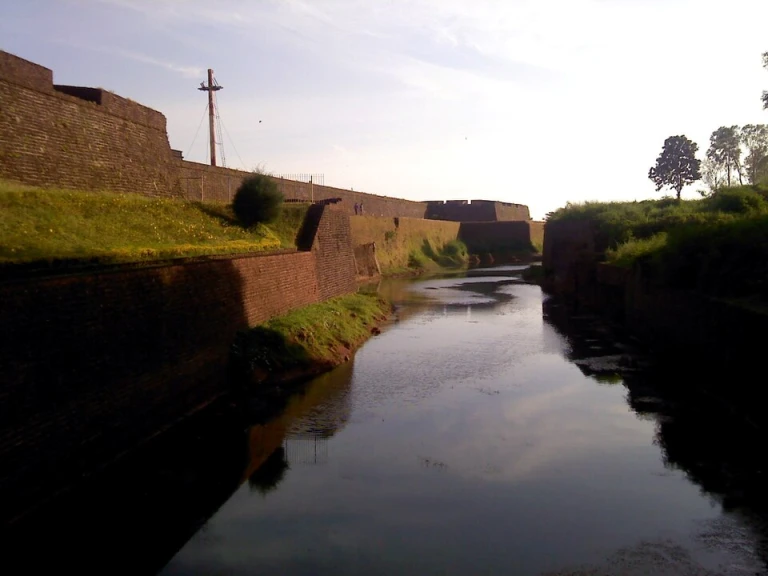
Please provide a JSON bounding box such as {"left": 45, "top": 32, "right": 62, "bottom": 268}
{"left": 0, "top": 49, "right": 533, "bottom": 222}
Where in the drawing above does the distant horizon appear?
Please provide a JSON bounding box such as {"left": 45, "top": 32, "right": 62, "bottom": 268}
{"left": 2, "top": 0, "right": 768, "bottom": 219}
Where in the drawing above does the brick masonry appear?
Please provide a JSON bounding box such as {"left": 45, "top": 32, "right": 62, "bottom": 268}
{"left": 459, "top": 221, "right": 544, "bottom": 254}
{"left": 0, "top": 50, "right": 532, "bottom": 223}
{"left": 0, "top": 52, "right": 174, "bottom": 197}
{"left": 0, "top": 204, "right": 355, "bottom": 522}
{"left": 426, "top": 200, "right": 530, "bottom": 222}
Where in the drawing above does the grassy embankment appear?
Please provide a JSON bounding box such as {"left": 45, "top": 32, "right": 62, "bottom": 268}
{"left": 0, "top": 180, "right": 308, "bottom": 267}
{"left": 349, "top": 216, "right": 469, "bottom": 275}
{"left": 547, "top": 186, "right": 768, "bottom": 308}
{"left": 232, "top": 293, "right": 391, "bottom": 384}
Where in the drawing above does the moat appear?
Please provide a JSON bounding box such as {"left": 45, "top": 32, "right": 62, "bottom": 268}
{"left": 11, "top": 267, "right": 768, "bottom": 575}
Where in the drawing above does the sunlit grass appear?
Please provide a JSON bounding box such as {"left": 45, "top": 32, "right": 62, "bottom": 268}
{"left": 606, "top": 233, "right": 668, "bottom": 268}
{"left": 233, "top": 293, "right": 391, "bottom": 374}
{"left": 0, "top": 180, "right": 308, "bottom": 266}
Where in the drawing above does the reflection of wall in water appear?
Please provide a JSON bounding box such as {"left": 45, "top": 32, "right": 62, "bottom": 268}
{"left": 284, "top": 433, "right": 329, "bottom": 466}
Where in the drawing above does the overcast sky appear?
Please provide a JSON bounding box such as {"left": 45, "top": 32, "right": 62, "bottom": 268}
{"left": 2, "top": 0, "right": 768, "bottom": 218}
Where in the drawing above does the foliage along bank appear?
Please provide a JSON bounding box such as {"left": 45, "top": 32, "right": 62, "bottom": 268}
{"left": 231, "top": 293, "right": 392, "bottom": 387}
{"left": 546, "top": 186, "right": 768, "bottom": 308}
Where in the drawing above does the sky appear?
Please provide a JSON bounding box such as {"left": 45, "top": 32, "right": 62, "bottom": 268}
{"left": 2, "top": 0, "right": 768, "bottom": 218}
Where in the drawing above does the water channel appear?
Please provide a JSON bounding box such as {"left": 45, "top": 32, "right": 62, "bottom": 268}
{"left": 11, "top": 266, "right": 768, "bottom": 575}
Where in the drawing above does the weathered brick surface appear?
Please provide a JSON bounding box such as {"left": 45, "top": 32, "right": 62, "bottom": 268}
{"left": 426, "top": 199, "right": 530, "bottom": 222}
{"left": 458, "top": 221, "right": 540, "bottom": 253}
{"left": 0, "top": 49, "right": 533, "bottom": 223}
{"left": 495, "top": 202, "right": 531, "bottom": 222}
{"left": 0, "top": 206, "right": 356, "bottom": 521}
{"left": 541, "top": 219, "right": 598, "bottom": 294}
{"left": 353, "top": 243, "right": 380, "bottom": 278}
{"left": 529, "top": 221, "right": 544, "bottom": 249}
{"left": 175, "top": 160, "right": 429, "bottom": 218}
{"left": 310, "top": 205, "right": 358, "bottom": 299}
{"left": 0, "top": 51, "right": 173, "bottom": 197}
{"left": 0, "top": 51, "right": 52, "bottom": 91}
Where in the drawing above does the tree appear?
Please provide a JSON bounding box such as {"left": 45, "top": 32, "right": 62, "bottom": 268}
{"left": 700, "top": 157, "right": 726, "bottom": 195}
{"left": 762, "top": 52, "right": 768, "bottom": 110}
{"left": 648, "top": 135, "right": 702, "bottom": 199}
{"left": 741, "top": 124, "right": 768, "bottom": 184}
{"left": 707, "top": 126, "right": 742, "bottom": 187}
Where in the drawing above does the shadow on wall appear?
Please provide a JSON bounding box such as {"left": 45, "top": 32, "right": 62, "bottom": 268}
{"left": 458, "top": 221, "right": 542, "bottom": 258}
{"left": 0, "top": 258, "right": 252, "bottom": 524}
{"left": 0, "top": 204, "right": 356, "bottom": 525}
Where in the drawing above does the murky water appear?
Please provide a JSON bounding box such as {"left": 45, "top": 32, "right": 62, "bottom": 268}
{"left": 154, "top": 267, "right": 767, "bottom": 575}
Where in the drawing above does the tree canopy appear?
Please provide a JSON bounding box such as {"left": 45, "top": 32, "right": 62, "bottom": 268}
{"left": 648, "top": 135, "right": 702, "bottom": 199}
{"left": 762, "top": 52, "right": 768, "bottom": 110}
{"left": 741, "top": 124, "right": 768, "bottom": 185}
{"left": 707, "top": 126, "right": 742, "bottom": 187}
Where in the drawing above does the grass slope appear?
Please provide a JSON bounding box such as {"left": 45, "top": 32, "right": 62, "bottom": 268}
{"left": 349, "top": 216, "right": 463, "bottom": 274}
{"left": 0, "top": 181, "right": 308, "bottom": 266}
{"left": 233, "top": 293, "right": 391, "bottom": 381}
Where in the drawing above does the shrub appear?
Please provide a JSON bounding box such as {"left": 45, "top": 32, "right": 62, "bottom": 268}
{"left": 232, "top": 174, "right": 284, "bottom": 228}
{"left": 606, "top": 233, "right": 667, "bottom": 268}
{"left": 438, "top": 240, "right": 469, "bottom": 267}
{"left": 408, "top": 250, "right": 431, "bottom": 270}
{"left": 705, "top": 187, "right": 768, "bottom": 215}
{"left": 659, "top": 214, "right": 768, "bottom": 300}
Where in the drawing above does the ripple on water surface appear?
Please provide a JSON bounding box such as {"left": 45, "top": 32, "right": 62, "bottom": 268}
{"left": 161, "top": 271, "right": 767, "bottom": 576}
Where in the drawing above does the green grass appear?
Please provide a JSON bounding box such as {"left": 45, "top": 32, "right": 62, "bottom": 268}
{"left": 551, "top": 186, "right": 768, "bottom": 304}
{"left": 232, "top": 293, "right": 391, "bottom": 376}
{"left": 0, "top": 181, "right": 308, "bottom": 266}
{"left": 549, "top": 186, "right": 768, "bottom": 261}
{"left": 657, "top": 214, "right": 768, "bottom": 300}
{"left": 606, "top": 233, "right": 668, "bottom": 268}
{"left": 349, "top": 217, "right": 462, "bottom": 275}
{"left": 408, "top": 239, "right": 469, "bottom": 272}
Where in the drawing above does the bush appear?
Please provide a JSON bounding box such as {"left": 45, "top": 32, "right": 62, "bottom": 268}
{"left": 705, "top": 187, "right": 768, "bottom": 215}
{"left": 658, "top": 214, "right": 768, "bottom": 300}
{"left": 232, "top": 174, "right": 284, "bottom": 227}
{"left": 408, "top": 250, "right": 431, "bottom": 270}
{"left": 438, "top": 240, "right": 469, "bottom": 267}
{"left": 606, "top": 233, "right": 667, "bottom": 268}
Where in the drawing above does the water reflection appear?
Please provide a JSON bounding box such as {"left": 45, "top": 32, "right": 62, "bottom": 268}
{"left": 543, "top": 296, "right": 768, "bottom": 572}
{"left": 5, "top": 353, "right": 356, "bottom": 575}
{"left": 12, "top": 269, "right": 767, "bottom": 575}
{"left": 164, "top": 272, "right": 766, "bottom": 575}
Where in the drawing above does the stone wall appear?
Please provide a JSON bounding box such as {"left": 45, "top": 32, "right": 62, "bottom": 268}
{"left": 426, "top": 199, "right": 530, "bottom": 222}
{"left": 459, "top": 221, "right": 542, "bottom": 254}
{"left": 353, "top": 243, "right": 381, "bottom": 279}
{"left": 349, "top": 215, "right": 461, "bottom": 273}
{"left": 542, "top": 219, "right": 598, "bottom": 295}
{"left": 0, "top": 204, "right": 355, "bottom": 522}
{"left": 0, "top": 49, "right": 535, "bottom": 225}
{"left": 0, "top": 51, "right": 175, "bottom": 197}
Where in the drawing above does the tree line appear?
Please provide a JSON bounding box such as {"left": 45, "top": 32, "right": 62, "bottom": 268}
{"left": 648, "top": 52, "right": 768, "bottom": 199}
